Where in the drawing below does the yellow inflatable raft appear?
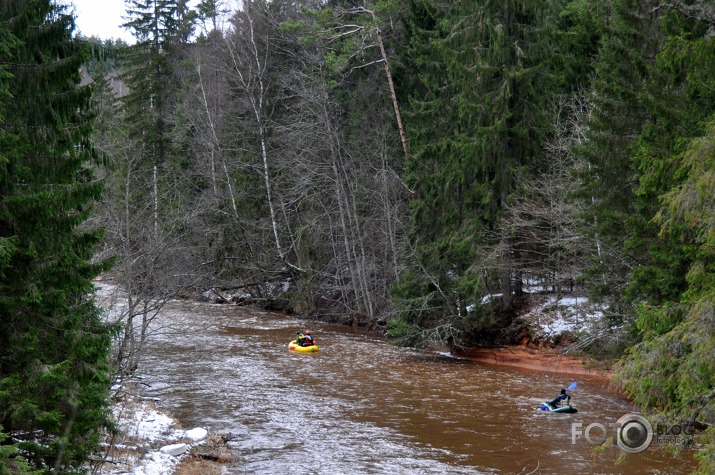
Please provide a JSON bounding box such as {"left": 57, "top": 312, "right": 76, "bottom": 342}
{"left": 288, "top": 340, "right": 319, "bottom": 352}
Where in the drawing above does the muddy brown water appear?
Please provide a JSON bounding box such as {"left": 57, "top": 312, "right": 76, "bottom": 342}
{"left": 117, "top": 295, "right": 698, "bottom": 474}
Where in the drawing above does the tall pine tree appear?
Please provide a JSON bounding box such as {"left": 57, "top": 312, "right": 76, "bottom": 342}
{"left": 0, "top": 0, "right": 114, "bottom": 471}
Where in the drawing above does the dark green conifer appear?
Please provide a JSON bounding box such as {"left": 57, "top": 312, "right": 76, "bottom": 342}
{"left": 611, "top": 4, "right": 715, "bottom": 470}
{"left": 0, "top": 0, "right": 114, "bottom": 471}
{"left": 393, "top": 0, "right": 562, "bottom": 343}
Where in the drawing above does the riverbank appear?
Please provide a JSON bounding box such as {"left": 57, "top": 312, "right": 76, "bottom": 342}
{"left": 99, "top": 383, "right": 237, "bottom": 475}
{"left": 449, "top": 291, "right": 616, "bottom": 378}
{"left": 452, "top": 344, "right": 613, "bottom": 378}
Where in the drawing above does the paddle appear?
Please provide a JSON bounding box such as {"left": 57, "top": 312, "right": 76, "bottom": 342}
{"left": 564, "top": 381, "right": 577, "bottom": 408}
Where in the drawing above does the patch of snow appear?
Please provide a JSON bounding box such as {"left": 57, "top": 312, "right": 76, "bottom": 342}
{"left": 131, "top": 450, "right": 181, "bottom": 475}
{"left": 480, "top": 293, "right": 502, "bottom": 305}
{"left": 522, "top": 294, "right": 606, "bottom": 341}
{"left": 116, "top": 404, "right": 179, "bottom": 443}
{"left": 556, "top": 297, "right": 585, "bottom": 307}
{"left": 183, "top": 427, "right": 208, "bottom": 442}
{"left": 159, "top": 443, "right": 190, "bottom": 456}
{"left": 101, "top": 390, "right": 214, "bottom": 475}
{"left": 465, "top": 293, "right": 505, "bottom": 312}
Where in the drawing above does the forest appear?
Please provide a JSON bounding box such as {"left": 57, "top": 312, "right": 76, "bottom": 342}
{"left": 0, "top": 0, "right": 714, "bottom": 472}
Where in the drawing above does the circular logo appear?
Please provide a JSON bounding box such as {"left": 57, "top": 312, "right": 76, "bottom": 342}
{"left": 615, "top": 413, "right": 653, "bottom": 454}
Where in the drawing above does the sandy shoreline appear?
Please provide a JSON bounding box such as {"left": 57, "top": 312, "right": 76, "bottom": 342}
{"left": 452, "top": 345, "right": 613, "bottom": 379}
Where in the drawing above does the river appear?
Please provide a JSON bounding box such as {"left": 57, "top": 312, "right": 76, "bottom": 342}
{"left": 118, "top": 293, "right": 697, "bottom": 474}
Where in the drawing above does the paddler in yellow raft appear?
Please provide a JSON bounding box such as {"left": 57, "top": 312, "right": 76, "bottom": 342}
{"left": 289, "top": 329, "right": 318, "bottom": 352}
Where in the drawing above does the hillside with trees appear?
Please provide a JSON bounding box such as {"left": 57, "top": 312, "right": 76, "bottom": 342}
{"left": 1, "top": 0, "right": 714, "bottom": 472}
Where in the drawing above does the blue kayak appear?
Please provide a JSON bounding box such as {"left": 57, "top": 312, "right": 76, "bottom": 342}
{"left": 539, "top": 402, "right": 578, "bottom": 413}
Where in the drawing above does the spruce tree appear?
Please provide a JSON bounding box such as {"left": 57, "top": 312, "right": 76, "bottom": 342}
{"left": 579, "top": 0, "right": 714, "bottom": 328}
{"left": 626, "top": 3, "right": 715, "bottom": 317}
{"left": 121, "top": 0, "right": 186, "bottom": 168}
{"left": 0, "top": 0, "right": 114, "bottom": 471}
{"left": 618, "top": 121, "right": 715, "bottom": 473}
{"left": 392, "top": 0, "right": 562, "bottom": 345}
{"left": 576, "top": 0, "right": 672, "bottom": 310}
{"left": 613, "top": 4, "right": 715, "bottom": 470}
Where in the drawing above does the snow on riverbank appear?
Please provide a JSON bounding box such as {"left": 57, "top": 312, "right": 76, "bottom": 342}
{"left": 522, "top": 293, "right": 605, "bottom": 340}
{"left": 470, "top": 286, "right": 609, "bottom": 344}
{"left": 93, "top": 282, "right": 191, "bottom": 474}
{"left": 93, "top": 281, "right": 231, "bottom": 475}
{"left": 454, "top": 294, "right": 615, "bottom": 376}
{"left": 100, "top": 386, "right": 209, "bottom": 475}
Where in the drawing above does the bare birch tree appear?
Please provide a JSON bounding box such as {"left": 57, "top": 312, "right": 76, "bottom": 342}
{"left": 224, "top": 2, "right": 288, "bottom": 265}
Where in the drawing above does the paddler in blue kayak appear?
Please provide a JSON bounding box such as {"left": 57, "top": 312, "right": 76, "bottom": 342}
{"left": 548, "top": 388, "right": 571, "bottom": 409}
